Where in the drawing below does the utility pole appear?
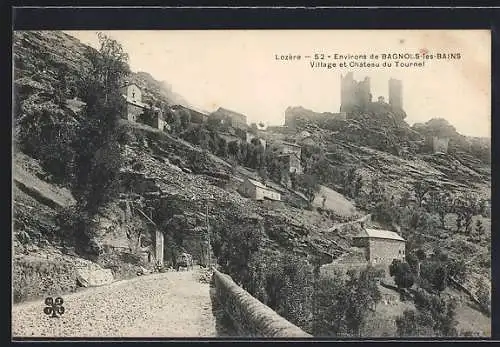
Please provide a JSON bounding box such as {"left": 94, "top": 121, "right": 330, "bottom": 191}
{"left": 206, "top": 202, "right": 211, "bottom": 267}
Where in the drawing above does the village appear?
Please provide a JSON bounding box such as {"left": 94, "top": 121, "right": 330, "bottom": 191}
{"left": 117, "top": 72, "right": 453, "bottom": 276}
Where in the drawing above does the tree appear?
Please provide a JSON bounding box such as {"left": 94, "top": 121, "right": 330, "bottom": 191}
{"left": 432, "top": 265, "right": 448, "bottom": 294}
{"left": 453, "top": 193, "right": 481, "bottom": 234}
{"left": 389, "top": 259, "right": 415, "bottom": 290}
{"left": 211, "top": 216, "right": 264, "bottom": 286}
{"left": 313, "top": 274, "right": 350, "bottom": 336}
{"left": 420, "top": 261, "right": 448, "bottom": 295}
{"left": 455, "top": 214, "right": 464, "bottom": 233}
{"left": 397, "top": 287, "right": 458, "bottom": 337}
{"left": 217, "top": 137, "right": 228, "bottom": 158}
{"left": 474, "top": 219, "right": 485, "bottom": 240}
{"left": 16, "top": 100, "right": 76, "bottom": 185}
{"left": 165, "top": 108, "right": 181, "bottom": 133}
{"left": 342, "top": 167, "right": 356, "bottom": 197}
{"left": 228, "top": 140, "right": 239, "bottom": 159}
{"left": 413, "top": 181, "right": 431, "bottom": 207}
{"left": 406, "top": 248, "right": 426, "bottom": 279}
{"left": 400, "top": 191, "right": 412, "bottom": 207}
{"left": 313, "top": 267, "right": 382, "bottom": 337}
{"left": 368, "top": 178, "right": 385, "bottom": 207}
{"left": 344, "top": 267, "right": 383, "bottom": 337}
{"left": 396, "top": 309, "right": 435, "bottom": 337}
{"left": 446, "top": 258, "right": 466, "bottom": 282}
{"left": 426, "top": 190, "right": 453, "bottom": 229}
{"left": 72, "top": 32, "right": 129, "bottom": 214}
{"left": 478, "top": 199, "right": 488, "bottom": 217}
{"left": 416, "top": 249, "right": 427, "bottom": 261}
{"left": 296, "top": 174, "right": 321, "bottom": 204}
{"left": 353, "top": 175, "right": 363, "bottom": 198}
{"left": 413, "top": 289, "right": 458, "bottom": 336}
{"left": 54, "top": 63, "right": 70, "bottom": 107}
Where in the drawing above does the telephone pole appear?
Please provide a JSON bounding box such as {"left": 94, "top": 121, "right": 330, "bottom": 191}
{"left": 206, "top": 203, "right": 211, "bottom": 267}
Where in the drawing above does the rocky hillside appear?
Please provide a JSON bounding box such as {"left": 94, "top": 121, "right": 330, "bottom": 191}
{"left": 13, "top": 31, "right": 189, "bottom": 109}
{"left": 285, "top": 107, "right": 490, "bottom": 200}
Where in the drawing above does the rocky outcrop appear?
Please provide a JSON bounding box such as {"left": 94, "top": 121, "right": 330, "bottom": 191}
{"left": 212, "top": 269, "right": 312, "bottom": 337}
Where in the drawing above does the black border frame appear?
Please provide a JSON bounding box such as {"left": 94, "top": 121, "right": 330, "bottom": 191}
{"left": 6, "top": 5, "right": 499, "bottom": 346}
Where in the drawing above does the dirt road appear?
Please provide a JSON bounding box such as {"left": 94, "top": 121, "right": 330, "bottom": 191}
{"left": 12, "top": 269, "right": 223, "bottom": 338}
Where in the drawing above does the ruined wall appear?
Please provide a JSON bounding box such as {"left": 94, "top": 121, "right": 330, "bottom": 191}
{"left": 432, "top": 136, "right": 450, "bottom": 154}
{"left": 212, "top": 269, "right": 312, "bottom": 337}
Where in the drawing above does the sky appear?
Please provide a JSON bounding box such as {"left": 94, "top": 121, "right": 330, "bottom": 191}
{"left": 65, "top": 30, "right": 490, "bottom": 138}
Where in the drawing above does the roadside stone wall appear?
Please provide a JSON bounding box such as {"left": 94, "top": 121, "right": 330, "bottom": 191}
{"left": 212, "top": 269, "right": 312, "bottom": 338}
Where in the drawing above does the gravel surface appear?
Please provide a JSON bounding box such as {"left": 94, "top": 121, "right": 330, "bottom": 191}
{"left": 12, "top": 269, "right": 220, "bottom": 338}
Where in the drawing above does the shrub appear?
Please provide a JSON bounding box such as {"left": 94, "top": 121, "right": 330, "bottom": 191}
{"left": 476, "top": 279, "right": 491, "bottom": 315}
{"left": 13, "top": 257, "right": 78, "bottom": 303}
{"left": 389, "top": 259, "right": 415, "bottom": 290}
{"left": 246, "top": 251, "right": 314, "bottom": 333}
{"left": 211, "top": 216, "right": 265, "bottom": 286}
{"left": 313, "top": 266, "right": 382, "bottom": 337}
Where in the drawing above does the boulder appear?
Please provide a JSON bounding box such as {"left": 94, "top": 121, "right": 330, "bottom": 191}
{"left": 76, "top": 267, "right": 114, "bottom": 288}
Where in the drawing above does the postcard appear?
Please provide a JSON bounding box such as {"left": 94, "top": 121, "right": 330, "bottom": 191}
{"left": 12, "top": 28, "right": 491, "bottom": 338}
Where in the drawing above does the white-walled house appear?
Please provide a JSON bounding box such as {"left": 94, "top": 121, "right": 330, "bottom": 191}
{"left": 238, "top": 178, "right": 281, "bottom": 201}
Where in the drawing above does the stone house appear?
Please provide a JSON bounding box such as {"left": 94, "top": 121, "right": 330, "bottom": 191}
{"left": 275, "top": 142, "right": 302, "bottom": 174}
{"left": 238, "top": 178, "right": 281, "bottom": 201}
{"left": 121, "top": 83, "right": 145, "bottom": 122}
{"left": 121, "top": 83, "right": 165, "bottom": 130}
{"left": 278, "top": 141, "right": 302, "bottom": 157}
{"left": 278, "top": 153, "right": 303, "bottom": 174}
{"left": 352, "top": 228, "right": 406, "bottom": 266}
{"left": 170, "top": 104, "right": 209, "bottom": 124}
{"left": 209, "top": 107, "right": 248, "bottom": 130}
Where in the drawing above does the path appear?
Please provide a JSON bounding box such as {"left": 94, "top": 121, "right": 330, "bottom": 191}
{"left": 12, "top": 269, "right": 223, "bottom": 338}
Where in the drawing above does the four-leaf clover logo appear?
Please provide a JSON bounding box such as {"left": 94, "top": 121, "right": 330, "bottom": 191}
{"left": 43, "top": 297, "right": 65, "bottom": 318}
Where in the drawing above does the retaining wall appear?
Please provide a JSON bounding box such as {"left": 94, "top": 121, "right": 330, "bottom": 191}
{"left": 212, "top": 269, "right": 312, "bottom": 338}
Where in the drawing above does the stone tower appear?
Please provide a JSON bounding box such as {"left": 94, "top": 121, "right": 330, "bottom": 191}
{"left": 340, "top": 72, "right": 371, "bottom": 113}
{"left": 389, "top": 78, "right": 403, "bottom": 110}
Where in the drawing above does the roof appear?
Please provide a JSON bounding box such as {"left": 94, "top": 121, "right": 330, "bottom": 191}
{"left": 121, "top": 82, "right": 141, "bottom": 90}
{"left": 246, "top": 178, "right": 268, "bottom": 189}
{"left": 219, "top": 133, "right": 241, "bottom": 143}
{"left": 354, "top": 228, "right": 405, "bottom": 242}
{"left": 125, "top": 98, "right": 147, "bottom": 109}
{"left": 217, "top": 107, "right": 246, "bottom": 118}
{"left": 171, "top": 104, "right": 209, "bottom": 116}
{"left": 281, "top": 141, "right": 302, "bottom": 148}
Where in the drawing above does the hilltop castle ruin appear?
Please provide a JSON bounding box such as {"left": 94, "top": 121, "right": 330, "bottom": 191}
{"left": 340, "top": 72, "right": 403, "bottom": 113}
